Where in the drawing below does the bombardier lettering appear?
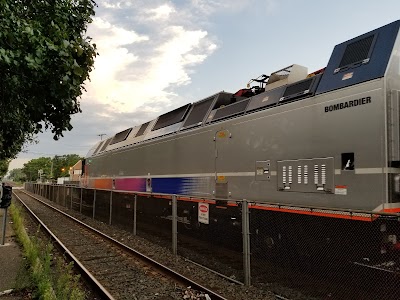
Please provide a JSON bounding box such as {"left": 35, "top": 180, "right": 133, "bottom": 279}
{"left": 325, "top": 96, "right": 371, "bottom": 113}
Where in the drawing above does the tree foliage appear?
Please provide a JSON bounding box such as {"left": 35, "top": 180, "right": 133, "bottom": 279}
{"left": 0, "top": 159, "right": 10, "bottom": 177}
{"left": 21, "top": 154, "right": 83, "bottom": 181}
{"left": 7, "top": 168, "right": 26, "bottom": 182}
{"left": 0, "top": 0, "right": 97, "bottom": 160}
{"left": 52, "top": 154, "right": 83, "bottom": 179}
{"left": 22, "top": 157, "right": 52, "bottom": 181}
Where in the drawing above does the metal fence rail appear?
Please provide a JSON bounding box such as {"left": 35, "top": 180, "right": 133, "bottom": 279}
{"left": 23, "top": 183, "right": 400, "bottom": 300}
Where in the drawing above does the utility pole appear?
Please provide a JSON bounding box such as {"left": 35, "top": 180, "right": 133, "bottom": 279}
{"left": 98, "top": 133, "right": 106, "bottom": 140}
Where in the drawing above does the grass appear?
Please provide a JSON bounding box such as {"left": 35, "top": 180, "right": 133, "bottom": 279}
{"left": 10, "top": 203, "right": 86, "bottom": 300}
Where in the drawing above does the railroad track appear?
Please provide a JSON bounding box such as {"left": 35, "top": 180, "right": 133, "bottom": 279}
{"left": 133, "top": 217, "right": 245, "bottom": 283}
{"left": 13, "top": 190, "right": 228, "bottom": 300}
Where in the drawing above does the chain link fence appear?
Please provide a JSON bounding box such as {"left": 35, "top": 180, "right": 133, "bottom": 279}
{"left": 176, "top": 197, "right": 245, "bottom": 283}
{"left": 23, "top": 183, "right": 400, "bottom": 299}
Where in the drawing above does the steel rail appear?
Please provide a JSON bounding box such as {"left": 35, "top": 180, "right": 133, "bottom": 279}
{"left": 18, "top": 190, "right": 228, "bottom": 300}
{"left": 13, "top": 191, "right": 115, "bottom": 300}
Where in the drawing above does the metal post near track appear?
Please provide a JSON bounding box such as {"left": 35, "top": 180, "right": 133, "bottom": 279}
{"left": 57, "top": 185, "right": 60, "bottom": 203}
{"left": 1, "top": 208, "right": 7, "bottom": 245}
{"left": 133, "top": 194, "right": 137, "bottom": 235}
{"left": 63, "top": 186, "right": 67, "bottom": 207}
{"left": 80, "top": 188, "right": 83, "bottom": 213}
{"left": 93, "top": 190, "right": 96, "bottom": 219}
{"left": 109, "top": 191, "right": 113, "bottom": 225}
{"left": 70, "top": 187, "right": 73, "bottom": 209}
{"left": 172, "top": 194, "right": 178, "bottom": 256}
{"left": 242, "top": 199, "right": 251, "bottom": 286}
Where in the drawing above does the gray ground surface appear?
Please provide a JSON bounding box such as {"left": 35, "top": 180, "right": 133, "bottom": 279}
{"left": 0, "top": 208, "right": 31, "bottom": 299}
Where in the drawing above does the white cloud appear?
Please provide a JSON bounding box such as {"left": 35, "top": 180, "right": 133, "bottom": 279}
{"left": 190, "top": 0, "right": 251, "bottom": 14}
{"left": 86, "top": 18, "right": 149, "bottom": 112}
{"left": 147, "top": 4, "right": 175, "bottom": 20}
{"left": 190, "top": 0, "right": 277, "bottom": 15}
{"left": 86, "top": 11, "right": 217, "bottom": 114}
{"left": 151, "top": 26, "right": 210, "bottom": 86}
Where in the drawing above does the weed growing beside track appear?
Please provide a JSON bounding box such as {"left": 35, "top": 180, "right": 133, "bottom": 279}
{"left": 10, "top": 203, "right": 86, "bottom": 300}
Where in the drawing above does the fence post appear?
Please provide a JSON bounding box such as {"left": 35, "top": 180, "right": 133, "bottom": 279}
{"left": 57, "top": 185, "right": 60, "bottom": 203}
{"left": 133, "top": 194, "right": 137, "bottom": 235}
{"left": 172, "top": 194, "right": 178, "bottom": 256}
{"left": 109, "top": 191, "right": 113, "bottom": 225}
{"left": 70, "top": 187, "right": 73, "bottom": 209}
{"left": 93, "top": 190, "right": 96, "bottom": 219}
{"left": 1, "top": 208, "right": 7, "bottom": 245}
{"left": 242, "top": 199, "right": 251, "bottom": 286}
{"left": 80, "top": 188, "right": 83, "bottom": 213}
{"left": 64, "top": 186, "right": 67, "bottom": 207}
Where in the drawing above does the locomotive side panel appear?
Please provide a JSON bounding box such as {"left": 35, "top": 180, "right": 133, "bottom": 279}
{"left": 209, "top": 79, "right": 385, "bottom": 210}
{"left": 87, "top": 79, "right": 386, "bottom": 210}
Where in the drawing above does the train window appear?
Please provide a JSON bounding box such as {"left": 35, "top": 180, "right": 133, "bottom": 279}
{"left": 135, "top": 121, "right": 150, "bottom": 137}
{"left": 152, "top": 104, "right": 191, "bottom": 131}
{"left": 99, "top": 138, "right": 112, "bottom": 152}
{"left": 246, "top": 85, "right": 285, "bottom": 113}
{"left": 211, "top": 98, "right": 250, "bottom": 123}
{"left": 279, "top": 74, "right": 322, "bottom": 103}
{"left": 341, "top": 153, "right": 355, "bottom": 170}
{"left": 336, "top": 34, "right": 376, "bottom": 72}
{"left": 109, "top": 128, "right": 132, "bottom": 145}
{"left": 212, "top": 92, "right": 235, "bottom": 109}
{"left": 182, "top": 96, "right": 215, "bottom": 129}
{"left": 93, "top": 141, "right": 105, "bottom": 155}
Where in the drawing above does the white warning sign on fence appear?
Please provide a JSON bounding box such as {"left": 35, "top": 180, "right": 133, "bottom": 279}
{"left": 198, "top": 203, "right": 209, "bottom": 224}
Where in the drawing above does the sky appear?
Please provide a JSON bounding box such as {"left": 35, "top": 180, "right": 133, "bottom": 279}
{"left": 8, "top": 0, "right": 400, "bottom": 171}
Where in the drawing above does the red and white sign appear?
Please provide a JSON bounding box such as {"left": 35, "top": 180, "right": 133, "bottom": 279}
{"left": 198, "top": 203, "right": 209, "bottom": 224}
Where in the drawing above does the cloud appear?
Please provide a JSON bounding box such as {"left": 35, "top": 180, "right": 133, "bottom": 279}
{"left": 189, "top": 0, "right": 277, "bottom": 15}
{"left": 85, "top": 3, "right": 218, "bottom": 115}
{"left": 146, "top": 4, "right": 176, "bottom": 20}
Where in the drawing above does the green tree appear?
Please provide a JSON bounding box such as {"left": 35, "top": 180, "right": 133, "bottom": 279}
{"left": 0, "top": 0, "right": 97, "bottom": 160}
{"left": 21, "top": 154, "right": 82, "bottom": 181}
{"left": 8, "top": 168, "right": 26, "bottom": 182}
{"left": 22, "top": 157, "right": 52, "bottom": 181}
{"left": 0, "top": 159, "right": 10, "bottom": 177}
{"left": 52, "top": 154, "right": 83, "bottom": 179}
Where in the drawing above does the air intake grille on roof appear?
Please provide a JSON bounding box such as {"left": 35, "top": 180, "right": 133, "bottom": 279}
{"left": 182, "top": 97, "right": 214, "bottom": 128}
{"left": 339, "top": 35, "right": 374, "bottom": 68}
{"left": 135, "top": 122, "right": 150, "bottom": 137}
{"left": 283, "top": 78, "right": 313, "bottom": 97}
{"left": 99, "top": 138, "right": 112, "bottom": 152}
{"left": 152, "top": 104, "right": 191, "bottom": 131}
{"left": 110, "top": 128, "right": 132, "bottom": 145}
